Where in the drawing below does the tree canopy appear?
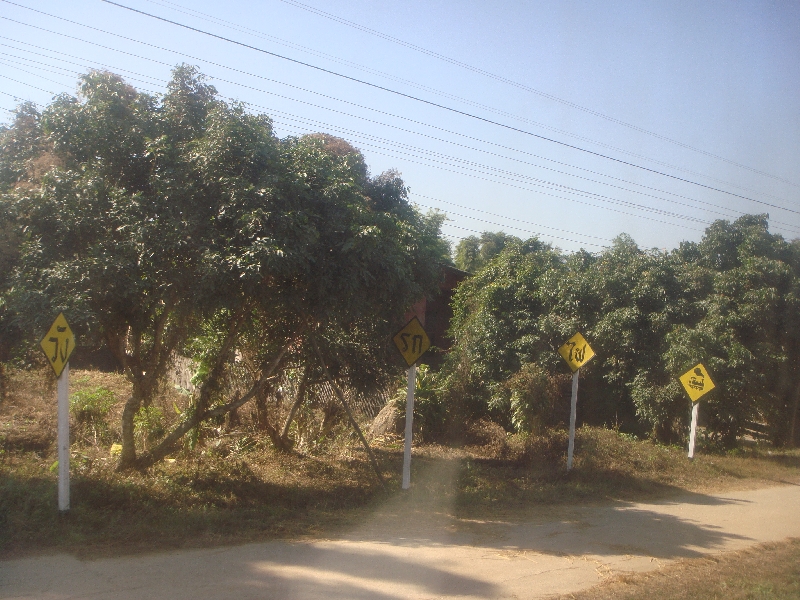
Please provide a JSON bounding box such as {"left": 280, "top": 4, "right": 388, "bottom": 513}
{"left": 437, "top": 218, "right": 800, "bottom": 447}
{"left": 453, "top": 231, "right": 521, "bottom": 273}
{"left": 0, "top": 66, "right": 449, "bottom": 468}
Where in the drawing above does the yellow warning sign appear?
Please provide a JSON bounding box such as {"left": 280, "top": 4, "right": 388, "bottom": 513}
{"left": 39, "top": 313, "right": 75, "bottom": 377}
{"left": 558, "top": 332, "right": 596, "bottom": 372}
{"left": 680, "top": 363, "right": 715, "bottom": 402}
{"left": 392, "top": 317, "right": 431, "bottom": 367}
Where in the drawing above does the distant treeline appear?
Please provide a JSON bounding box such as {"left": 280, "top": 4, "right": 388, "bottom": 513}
{"left": 433, "top": 220, "right": 800, "bottom": 448}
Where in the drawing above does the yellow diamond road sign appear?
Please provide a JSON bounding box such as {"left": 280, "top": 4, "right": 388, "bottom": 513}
{"left": 39, "top": 313, "right": 75, "bottom": 377}
{"left": 680, "top": 363, "right": 715, "bottom": 402}
{"left": 558, "top": 332, "right": 596, "bottom": 372}
{"left": 393, "top": 316, "right": 431, "bottom": 367}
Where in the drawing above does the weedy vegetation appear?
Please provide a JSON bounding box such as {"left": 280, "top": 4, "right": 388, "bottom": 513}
{"left": 2, "top": 368, "right": 798, "bottom": 559}
{"left": 557, "top": 538, "right": 800, "bottom": 600}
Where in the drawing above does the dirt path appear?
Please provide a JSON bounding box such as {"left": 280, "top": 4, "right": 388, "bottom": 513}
{"left": 3, "top": 467, "right": 800, "bottom": 599}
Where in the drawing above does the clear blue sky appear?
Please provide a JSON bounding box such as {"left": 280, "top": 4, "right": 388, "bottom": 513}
{"left": 2, "top": 0, "right": 798, "bottom": 253}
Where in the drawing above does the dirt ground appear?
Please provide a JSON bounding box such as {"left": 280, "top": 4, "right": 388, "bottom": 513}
{"left": 2, "top": 459, "right": 800, "bottom": 600}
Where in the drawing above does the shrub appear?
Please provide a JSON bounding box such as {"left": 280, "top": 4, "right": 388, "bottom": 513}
{"left": 133, "top": 405, "right": 165, "bottom": 450}
{"left": 70, "top": 386, "right": 116, "bottom": 445}
{"left": 506, "top": 363, "right": 569, "bottom": 433}
{"left": 393, "top": 364, "right": 448, "bottom": 441}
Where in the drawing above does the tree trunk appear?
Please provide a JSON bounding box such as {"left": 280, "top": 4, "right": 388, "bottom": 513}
{"left": 254, "top": 386, "right": 271, "bottom": 432}
{"left": 0, "top": 361, "right": 6, "bottom": 403}
{"left": 127, "top": 325, "right": 302, "bottom": 470}
{"left": 262, "top": 416, "right": 289, "bottom": 452}
{"left": 118, "top": 374, "right": 158, "bottom": 469}
{"left": 279, "top": 366, "right": 309, "bottom": 447}
{"left": 225, "top": 393, "right": 241, "bottom": 431}
{"left": 119, "top": 394, "right": 142, "bottom": 468}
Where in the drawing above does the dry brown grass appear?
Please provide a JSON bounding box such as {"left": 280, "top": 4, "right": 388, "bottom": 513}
{"left": 411, "top": 422, "right": 800, "bottom": 521}
{"left": 555, "top": 538, "right": 800, "bottom": 600}
{"left": 1, "top": 368, "right": 799, "bottom": 560}
{"left": 0, "top": 367, "right": 391, "bottom": 558}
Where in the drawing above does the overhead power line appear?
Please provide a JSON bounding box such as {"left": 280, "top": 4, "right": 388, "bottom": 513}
{"left": 0, "top": 32, "right": 754, "bottom": 224}
{"left": 0, "top": 51, "right": 716, "bottom": 230}
{"left": 0, "top": 55, "right": 700, "bottom": 243}
{"left": 135, "top": 0, "right": 791, "bottom": 195}
{"left": 4, "top": 63, "right": 796, "bottom": 246}
{"left": 91, "top": 0, "right": 799, "bottom": 216}
{"left": 276, "top": 0, "right": 798, "bottom": 189}
{"left": 265, "top": 107, "right": 788, "bottom": 230}
{"left": 413, "top": 201, "right": 608, "bottom": 248}
{"left": 0, "top": 72, "right": 57, "bottom": 95}
{"left": 3, "top": 34, "right": 799, "bottom": 239}
{"left": 2, "top": 5, "right": 796, "bottom": 217}
{"left": 0, "top": 86, "right": 608, "bottom": 250}
{"left": 274, "top": 118, "right": 706, "bottom": 233}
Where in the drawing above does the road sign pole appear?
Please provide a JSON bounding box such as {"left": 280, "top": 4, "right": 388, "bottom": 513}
{"left": 402, "top": 364, "right": 416, "bottom": 490}
{"left": 567, "top": 369, "right": 579, "bottom": 471}
{"left": 688, "top": 401, "right": 699, "bottom": 460}
{"left": 57, "top": 361, "right": 70, "bottom": 511}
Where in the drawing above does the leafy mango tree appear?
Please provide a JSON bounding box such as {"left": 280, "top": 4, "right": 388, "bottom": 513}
{"left": 634, "top": 216, "right": 800, "bottom": 447}
{"left": 1, "top": 67, "right": 447, "bottom": 469}
{"left": 438, "top": 217, "right": 800, "bottom": 447}
{"left": 453, "top": 231, "right": 521, "bottom": 273}
{"left": 437, "top": 238, "right": 567, "bottom": 435}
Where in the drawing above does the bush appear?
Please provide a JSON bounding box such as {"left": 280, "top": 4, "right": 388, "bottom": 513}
{"left": 70, "top": 386, "right": 116, "bottom": 445}
{"left": 506, "top": 363, "right": 569, "bottom": 433}
{"left": 392, "top": 364, "right": 448, "bottom": 441}
{"left": 133, "top": 405, "right": 165, "bottom": 451}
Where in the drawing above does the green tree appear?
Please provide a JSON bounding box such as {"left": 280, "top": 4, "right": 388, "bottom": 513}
{"left": 439, "top": 219, "right": 800, "bottom": 448}
{"left": 440, "top": 237, "right": 566, "bottom": 433}
{"left": 454, "top": 231, "right": 521, "bottom": 273}
{"left": 3, "top": 67, "right": 448, "bottom": 468}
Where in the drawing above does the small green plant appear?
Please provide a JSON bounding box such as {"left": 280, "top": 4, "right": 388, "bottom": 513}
{"left": 134, "top": 405, "right": 165, "bottom": 450}
{"left": 506, "top": 363, "right": 566, "bottom": 433}
{"left": 393, "top": 364, "right": 447, "bottom": 440}
{"left": 231, "top": 435, "right": 256, "bottom": 455}
{"left": 70, "top": 386, "right": 116, "bottom": 445}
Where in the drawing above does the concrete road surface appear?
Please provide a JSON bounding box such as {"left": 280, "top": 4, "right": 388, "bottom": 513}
{"left": 3, "top": 467, "right": 800, "bottom": 599}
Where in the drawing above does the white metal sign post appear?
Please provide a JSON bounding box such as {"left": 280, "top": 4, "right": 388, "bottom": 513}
{"left": 57, "top": 362, "right": 70, "bottom": 511}
{"left": 567, "top": 370, "right": 579, "bottom": 470}
{"left": 402, "top": 364, "right": 416, "bottom": 489}
{"left": 39, "top": 313, "right": 75, "bottom": 512}
{"left": 558, "top": 332, "right": 596, "bottom": 472}
{"left": 392, "top": 316, "right": 430, "bottom": 490}
{"left": 688, "top": 401, "right": 699, "bottom": 459}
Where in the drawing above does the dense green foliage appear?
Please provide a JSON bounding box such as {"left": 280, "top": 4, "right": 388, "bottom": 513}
{"left": 0, "top": 67, "right": 448, "bottom": 467}
{"left": 437, "top": 220, "right": 800, "bottom": 447}
{"left": 453, "top": 231, "right": 521, "bottom": 273}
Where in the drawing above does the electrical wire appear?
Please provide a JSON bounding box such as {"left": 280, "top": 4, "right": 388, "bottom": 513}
{"left": 273, "top": 118, "right": 707, "bottom": 233}
{"left": 0, "top": 58, "right": 696, "bottom": 244}
{"left": 276, "top": 0, "right": 799, "bottom": 189}
{"left": 90, "top": 0, "right": 800, "bottom": 216}
{"left": 3, "top": 43, "right": 798, "bottom": 238}
{"left": 134, "top": 0, "right": 791, "bottom": 194}
{"left": 271, "top": 115, "right": 712, "bottom": 225}
{"left": 3, "top": 35, "right": 796, "bottom": 239}
{"left": 0, "top": 72, "right": 57, "bottom": 96}
{"left": 2, "top": 10, "right": 796, "bottom": 216}
{"left": 413, "top": 201, "right": 609, "bottom": 248}
{"left": 264, "top": 107, "right": 799, "bottom": 231}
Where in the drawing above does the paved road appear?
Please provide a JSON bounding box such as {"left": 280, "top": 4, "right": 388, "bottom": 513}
{"left": 3, "top": 468, "right": 800, "bottom": 599}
